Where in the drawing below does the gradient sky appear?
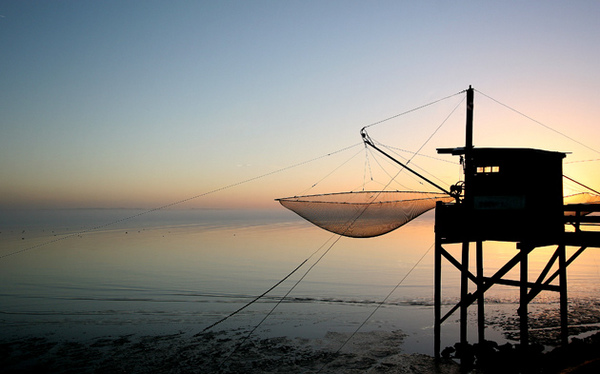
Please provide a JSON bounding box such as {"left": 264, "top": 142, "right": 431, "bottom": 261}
{"left": 2, "top": 1, "right": 600, "bottom": 209}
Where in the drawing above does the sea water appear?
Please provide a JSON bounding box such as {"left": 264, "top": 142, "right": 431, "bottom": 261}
{"left": 1, "top": 208, "right": 600, "bottom": 355}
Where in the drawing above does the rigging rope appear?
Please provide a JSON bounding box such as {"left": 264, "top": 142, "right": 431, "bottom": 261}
{"left": 218, "top": 176, "right": 425, "bottom": 366}
{"left": 565, "top": 158, "right": 600, "bottom": 164}
{"left": 316, "top": 243, "right": 435, "bottom": 373}
{"left": 563, "top": 174, "right": 600, "bottom": 196}
{"left": 377, "top": 143, "right": 459, "bottom": 164}
{"left": 215, "top": 118, "right": 449, "bottom": 365}
{"left": 0, "top": 142, "right": 362, "bottom": 260}
{"left": 197, "top": 233, "right": 339, "bottom": 335}
{"left": 361, "top": 90, "right": 466, "bottom": 130}
{"left": 197, "top": 259, "right": 309, "bottom": 334}
{"left": 476, "top": 89, "right": 600, "bottom": 156}
{"left": 216, "top": 234, "right": 342, "bottom": 370}
{"left": 409, "top": 96, "right": 465, "bottom": 158}
{"left": 373, "top": 142, "right": 452, "bottom": 189}
{"left": 363, "top": 144, "right": 374, "bottom": 189}
{"left": 364, "top": 147, "right": 411, "bottom": 190}
{"left": 367, "top": 95, "right": 465, "bottom": 191}
{"left": 301, "top": 147, "right": 365, "bottom": 194}
{"left": 279, "top": 95, "right": 463, "bottom": 237}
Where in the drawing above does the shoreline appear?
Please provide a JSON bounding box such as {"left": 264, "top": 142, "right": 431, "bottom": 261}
{"left": 1, "top": 329, "right": 458, "bottom": 374}
{"left": 3, "top": 329, "right": 600, "bottom": 374}
{"left": 2, "top": 299, "right": 600, "bottom": 373}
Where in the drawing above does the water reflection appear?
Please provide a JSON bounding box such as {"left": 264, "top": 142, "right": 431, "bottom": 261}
{"left": 1, "top": 208, "right": 599, "bottom": 354}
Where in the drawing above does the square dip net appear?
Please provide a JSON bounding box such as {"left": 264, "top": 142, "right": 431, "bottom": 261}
{"left": 277, "top": 191, "right": 454, "bottom": 238}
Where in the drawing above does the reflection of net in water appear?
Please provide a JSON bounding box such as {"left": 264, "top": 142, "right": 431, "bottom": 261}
{"left": 277, "top": 191, "right": 454, "bottom": 238}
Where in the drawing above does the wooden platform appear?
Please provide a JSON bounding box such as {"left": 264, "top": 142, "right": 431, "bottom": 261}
{"left": 564, "top": 203, "right": 600, "bottom": 246}
{"left": 433, "top": 202, "right": 600, "bottom": 358}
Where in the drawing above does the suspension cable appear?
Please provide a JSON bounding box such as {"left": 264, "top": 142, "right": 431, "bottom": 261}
{"left": 216, "top": 234, "right": 342, "bottom": 370}
{"left": 362, "top": 90, "right": 466, "bottom": 130}
{"left": 363, "top": 144, "right": 374, "bottom": 190}
{"left": 375, "top": 142, "right": 453, "bottom": 189}
{"left": 308, "top": 97, "right": 466, "bottom": 369}
{"left": 565, "top": 158, "right": 600, "bottom": 164}
{"left": 361, "top": 94, "right": 465, "bottom": 196}
{"left": 0, "top": 143, "right": 362, "bottom": 260}
{"left": 316, "top": 243, "right": 434, "bottom": 373}
{"left": 298, "top": 146, "right": 365, "bottom": 195}
{"left": 215, "top": 132, "right": 436, "bottom": 367}
{"left": 476, "top": 89, "right": 600, "bottom": 155}
{"left": 207, "top": 93, "right": 467, "bottom": 367}
{"left": 364, "top": 147, "right": 412, "bottom": 191}
{"left": 197, "top": 259, "right": 308, "bottom": 334}
{"left": 376, "top": 143, "right": 459, "bottom": 164}
{"left": 563, "top": 174, "right": 600, "bottom": 195}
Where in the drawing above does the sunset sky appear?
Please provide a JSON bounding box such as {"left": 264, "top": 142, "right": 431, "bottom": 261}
{"left": 2, "top": 1, "right": 599, "bottom": 209}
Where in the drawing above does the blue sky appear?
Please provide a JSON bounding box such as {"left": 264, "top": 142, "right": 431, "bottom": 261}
{"left": 2, "top": 1, "right": 599, "bottom": 209}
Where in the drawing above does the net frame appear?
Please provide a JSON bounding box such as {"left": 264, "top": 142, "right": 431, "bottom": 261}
{"left": 277, "top": 191, "right": 454, "bottom": 238}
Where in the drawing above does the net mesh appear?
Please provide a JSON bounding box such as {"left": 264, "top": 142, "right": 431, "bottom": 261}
{"left": 564, "top": 192, "right": 600, "bottom": 205}
{"left": 277, "top": 191, "right": 454, "bottom": 238}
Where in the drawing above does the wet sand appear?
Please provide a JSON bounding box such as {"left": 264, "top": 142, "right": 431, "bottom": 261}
{"left": 1, "top": 330, "right": 460, "bottom": 374}
{"left": 3, "top": 300, "right": 600, "bottom": 373}
{"left": 3, "top": 327, "right": 600, "bottom": 374}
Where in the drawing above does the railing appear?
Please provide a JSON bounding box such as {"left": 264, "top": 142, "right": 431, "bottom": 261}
{"left": 564, "top": 204, "right": 600, "bottom": 232}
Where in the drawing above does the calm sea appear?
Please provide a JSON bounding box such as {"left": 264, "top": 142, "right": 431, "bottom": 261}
{"left": 1, "top": 208, "right": 600, "bottom": 355}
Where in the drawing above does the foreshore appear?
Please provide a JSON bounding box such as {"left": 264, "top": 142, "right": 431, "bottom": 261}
{"left": 1, "top": 330, "right": 457, "bottom": 374}
{"left": 2, "top": 329, "right": 600, "bottom": 373}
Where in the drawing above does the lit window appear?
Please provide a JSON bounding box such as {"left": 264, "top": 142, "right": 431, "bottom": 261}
{"left": 476, "top": 166, "right": 500, "bottom": 174}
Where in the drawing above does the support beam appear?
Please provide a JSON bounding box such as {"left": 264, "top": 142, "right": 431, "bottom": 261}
{"left": 469, "top": 247, "right": 527, "bottom": 301}
{"left": 434, "top": 237, "right": 442, "bottom": 358}
{"left": 533, "top": 246, "right": 560, "bottom": 290}
{"left": 489, "top": 278, "right": 560, "bottom": 291}
{"left": 440, "top": 247, "right": 477, "bottom": 283}
{"left": 477, "top": 241, "right": 485, "bottom": 345}
{"left": 520, "top": 246, "right": 529, "bottom": 347}
{"left": 460, "top": 242, "right": 469, "bottom": 345}
{"left": 434, "top": 233, "right": 587, "bottom": 354}
{"left": 440, "top": 247, "right": 527, "bottom": 324}
{"left": 559, "top": 245, "right": 569, "bottom": 346}
{"left": 526, "top": 246, "right": 587, "bottom": 303}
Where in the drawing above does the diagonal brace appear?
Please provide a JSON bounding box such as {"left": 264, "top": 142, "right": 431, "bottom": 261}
{"left": 526, "top": 246, "right": 587, "bottom": 303}
{"left": 440, "top": 247, "right": 532, "bottom": 324}
{"left": 440, "top": 247, "right": 477, "bottom": 283}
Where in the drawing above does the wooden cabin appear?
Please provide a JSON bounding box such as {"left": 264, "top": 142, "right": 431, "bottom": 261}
{"left": 436, "top": 147, "right": 566, "bottom": 244}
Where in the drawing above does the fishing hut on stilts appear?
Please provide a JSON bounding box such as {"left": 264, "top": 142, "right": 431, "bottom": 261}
{"left": 433, "top": 86, "right": 600, "bottom": 358}
{"left": 277, "top": 85, "right": 600, "bottom": 361}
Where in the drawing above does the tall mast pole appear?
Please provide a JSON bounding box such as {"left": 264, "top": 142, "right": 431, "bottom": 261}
{"left": 464, "top": 86, "right": 474, "bottom": 205}
{"left": 466, "top": 85, "right": 474, "bottom": 151}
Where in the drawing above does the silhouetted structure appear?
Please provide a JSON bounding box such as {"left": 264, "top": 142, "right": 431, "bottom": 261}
{"left": 433, "top": 86, "right": 600, "bottom": 358}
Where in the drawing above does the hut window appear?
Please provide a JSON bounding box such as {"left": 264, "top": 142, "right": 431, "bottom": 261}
{"left": 476, "top": 166, "right": 500, "bottom": 174}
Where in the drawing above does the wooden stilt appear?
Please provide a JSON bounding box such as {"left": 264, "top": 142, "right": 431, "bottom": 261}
{"left": 476, "top": 241, "right": 485, "bottom": 344}
{"left": 430, "top": 87, "right": 600, "bottom": 357}
{"left": 520, "top": 245, "right": 529, "bottom": 347}
{"left": 559, "top": 244, "right": 568, "bottom": 346}
{"left": 460, "top": 241, "right": 469, "bottom": 345}
{"left": 434, "top": 235, "right": 442, "bottom": 358}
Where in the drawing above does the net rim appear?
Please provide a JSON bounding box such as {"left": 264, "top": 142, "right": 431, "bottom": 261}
{"left": 275, "top": 190, "right": 452, "bottom": 205}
